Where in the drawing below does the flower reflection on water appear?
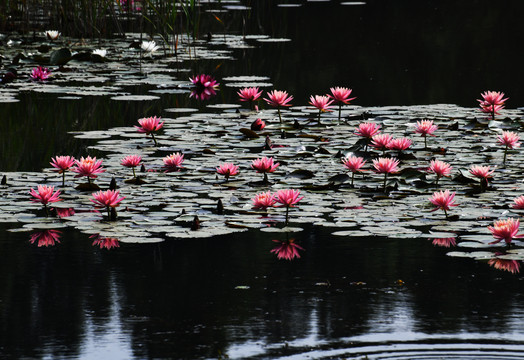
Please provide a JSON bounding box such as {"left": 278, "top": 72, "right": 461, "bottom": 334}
{"left": 29, "top": 229, "right": 62, "bottom": 247}
{"left": 430, "top": 237, "right": 457, "bottom": 248}
{"left": 90, "top": 234, "right": 120, "bottom": 250}
{"left": 488, "top": 258, "right": 520, "bottom": 274}
{"left": 270, "top": 238, "right": 304, "bottom": 260}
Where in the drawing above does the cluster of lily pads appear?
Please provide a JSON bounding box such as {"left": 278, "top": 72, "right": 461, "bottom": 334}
{"left": 17, "top": 76, "right": 524, "bottom": 269}
{"left": 2, "top": 28, "right": 524, "bottom": 270}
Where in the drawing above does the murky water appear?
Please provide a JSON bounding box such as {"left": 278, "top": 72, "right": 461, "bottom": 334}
{"left": 2, "top": 1, "right": 524, "bottom": 359}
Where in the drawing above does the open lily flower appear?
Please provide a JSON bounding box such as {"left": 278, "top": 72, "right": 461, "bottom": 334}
{"left": 429, "top": 189, "right": 458, "bottom": 219}
{"left": 141, "top": 40, "right": 160, "bottom": 53}
{"left": 92, "top": 49, "right": 107, "bottom": 58}
{"left": 478, "top": 90, "right": 508, "bottom": 119}
{"left": 30, "top": 66, "right": 51, "bottom": 81}
{"left": 45, "top": 30, "right": 60, "bottom": 40}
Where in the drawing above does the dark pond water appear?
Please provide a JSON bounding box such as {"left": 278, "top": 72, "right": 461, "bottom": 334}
{"left": 2, "top": 1, "right": 524, "bottom": 359}
{"left": 3, "top": 224, "right": 524, "bottom": 359}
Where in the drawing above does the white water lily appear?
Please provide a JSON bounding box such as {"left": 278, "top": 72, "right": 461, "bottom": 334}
{"left": 92, "top": 49, "right": 107, "bottom": 58}
{"left": 140, "top": 40, "right": 160, "bottom": 53}
{"left": 45, "top": 30, "right": 61, "bottom": 40}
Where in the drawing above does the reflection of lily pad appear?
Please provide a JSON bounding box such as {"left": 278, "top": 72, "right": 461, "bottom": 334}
{"left": 111, "top": 95, "right": 160, "bottom": 101}
{"left": 260, "top": 226, "right": 303, "bottom": 233}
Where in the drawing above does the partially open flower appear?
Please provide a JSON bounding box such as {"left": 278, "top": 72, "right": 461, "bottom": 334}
{"left": 238, "top": 87, "right": 262, "bottom": 102}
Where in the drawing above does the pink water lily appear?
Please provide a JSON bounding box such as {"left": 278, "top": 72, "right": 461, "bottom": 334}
{"left": 190, "top": 75, "right": 219, "bottom": 101}
{"left": 50, "top": 155, "right": 76, "bottom": 186}
{"left": 238, "top": 87, "right": 262, "bottom": 109}
{"left": 275, "top": 189, "right": 303, "bottom": 226}
{"left": 309, "top": 95, "right": 334, "bottom": 122}
{"left": 190, "top": 74, "right": 220, "bottom": 90}
{"left": 264, "top": 90, "right": 293, "bottom": 123}
{"left": 30, "top": 66, "right": 51, "bottom": 81}
{"left": 488, "top": 218, "right": 523, "bottom": 245}
{"left": 478, "top": 90, "right": 508, "bottom": 119}
{"left": 342, "top": 155, "right": 366, "bottom": 186}
{"left": 72, "top": 156, "right": 105, "bottom": 184}
{"left": 429, "top": 189, "right": 457, "bottom": 218}
{"left": 355, "top": 122, "right": 381, "bottom": 151}
{"left": 387, "top": 137, "right": 412, "bottom": 152}
{"left": 121, "top": 155, "right": 142, "bottom": 178}
{"left": 251, "top": 156, "right": 279, "bottom": 182}
{"left": 512, "top": 195, "right": 524, "bottom": 210}
{"left": 355, "top": 122, "right": 381, "bottom": 138}
{"left": 163, "top": 152, "right": 184, "bottom": 173}
{"left": 328, "top": 86, "right": 356, "bottom": 122}
{"left": 30, "top": 185, "right": 61, "bottom": 212}
{"left": 51, "top": 155, "right": 76, "bottom": 173}
{"left": 371, "top": 133, "right": 393, "bottom": 153}
{"left": 373, "top": 157, "right": 400, "bottom": 191}
{"left": 271, "top": 239, "right": 305, "bottom": 260}
{"left": 91, "top": 189, "right": 125, "bottom": 220}
{"left": 252, "top": 191, "right": 276, "bottom": 210}
{"left": 497, "top": 130, "right": 520, "bottom": 164}
{"left": 217, "top": 162, "right": 239, "bottom": 181}
{"left": 469, "top": 165, "right": 494, "bottom": 189}
{"left": 427, "top": 159, "right": 452, "bottom": 185}
{"left": 414, "top": 119, "right": 437, "bottom": 148}
{"left": 135, "top": 116, "right": 164, "bottom": 146}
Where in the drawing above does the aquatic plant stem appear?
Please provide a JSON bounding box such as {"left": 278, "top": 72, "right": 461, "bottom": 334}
{"left": 351, "top": 172, "right": 355, "bottom": 186}
{"left": 503, "top": 145, "right": 508, "bottom": 165}
{"left": 132, "top": 167, "right": 136, "bottom": 179}
{"left": 337, "top": 103, "right": 342, "bottom": 124}
{"left": 277, "top": 107, "right": 282, "bottom": 123}
{"left": 383, "top": 173, "right": 388, "bottom": 192}
{"left": 285, "top": 206, "right": 289, "bottom": 226}
{"left": 151, "top": 132, "right": 158, "bottom": 146}
{"left": 62, "top": 172, "right": 66, "bottom": 187}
